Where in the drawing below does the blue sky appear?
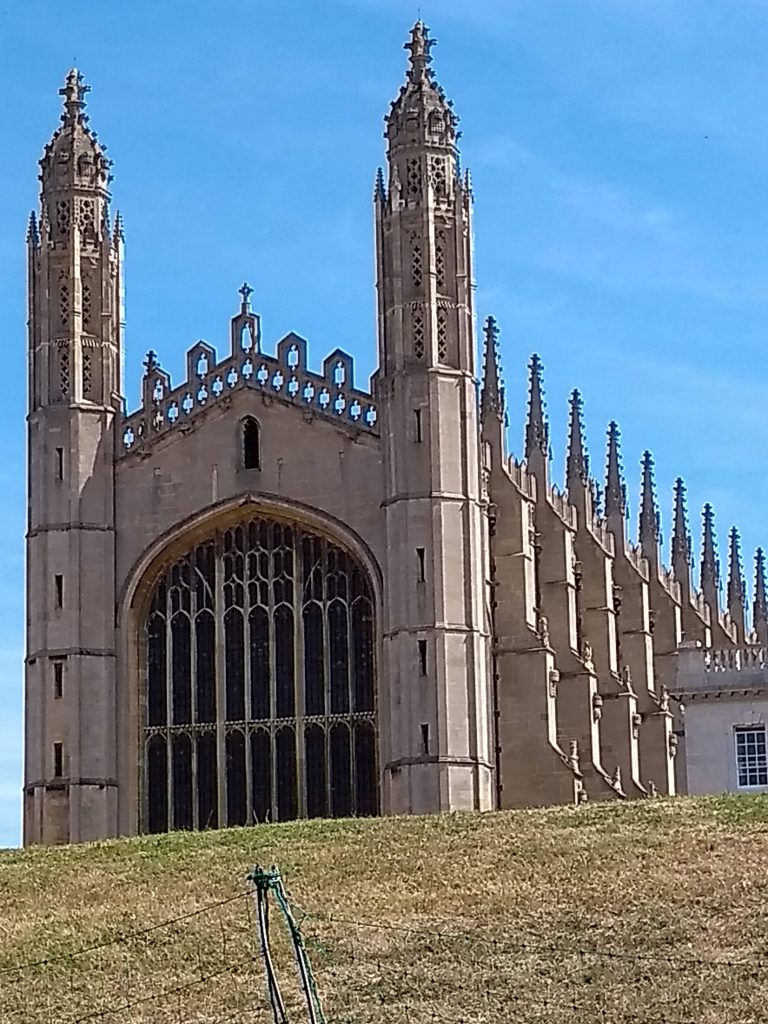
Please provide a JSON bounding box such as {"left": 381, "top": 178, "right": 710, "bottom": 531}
{"left": 2, "top": 0, "right": 768, "bottom": 845}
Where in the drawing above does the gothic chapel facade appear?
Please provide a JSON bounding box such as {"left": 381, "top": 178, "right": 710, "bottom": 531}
{"left": 24, "top": 25, "right": 764, "bottom": 843}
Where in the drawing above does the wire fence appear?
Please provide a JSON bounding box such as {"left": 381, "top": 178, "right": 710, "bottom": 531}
{"left": 2, "top": 874, "right": 767, "bottom": 1023}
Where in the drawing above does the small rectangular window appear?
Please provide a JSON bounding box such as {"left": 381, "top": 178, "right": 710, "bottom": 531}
{"left": 416, "top": 547, "right": 426, "bottom": 582}
{"left": 55, "top": 447, "right": 64, "bottom": 481}
{"left": 52, "top": 660, "right": 63, "bottom": 699}
{"left": 418, "top": 639, "right": 427, "bottom": 676}
{"left": 53, "top": 742, "right": 63, "bottom": 778}
{"left": 414, "top": 409, "right": 423, "bottom": 443}
{"left": 54, "top": 574, "right": 63, "bottom": 609}
{"left": 735, "top": 727, "right": 768, "bottom": 788}
{"left": 421, "top": 723, "right": 430, "bottom": 755}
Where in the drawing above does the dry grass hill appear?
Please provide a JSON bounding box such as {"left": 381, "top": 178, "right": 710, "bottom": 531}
{"left": 2, "top": 796, "right": 768, "bottom": 1023}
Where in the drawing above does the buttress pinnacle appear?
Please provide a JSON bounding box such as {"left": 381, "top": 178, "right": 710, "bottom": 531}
{"left": 754, "top": 548, "right": 768, "bottom": 642}
{"left": 604, "top": 421, "right": 627, "bottom": 521}
{"left": 727, "top": 527, "right": 746, "bottom": 610}
{"left": 481, "top": 316, "right": 505, "bottom": 421}
{"left": 700, "top": 503, "right": 720, "bottom": 608}
{"left": 671, "top": 478, "right": 692, "bottom": 579}
{"left": 566, "top": 389, "right": 589, "bottom": 493}
{"left": 638, "top": 451, "right": 660, "bottom": 553}
{"left": 525, "top": 354, "right": 549, "bottom": 463}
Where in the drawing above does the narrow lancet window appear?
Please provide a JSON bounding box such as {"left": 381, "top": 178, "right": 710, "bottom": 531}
{"left": 416, "top": 547, "right": 426, "bottom": 582}
{"left": 418, "top": 639, "right": 427, "bottom": 676}
{"left": 242, "top": 418, "right": 261, "bottom": 470}
{"left": 54, "top": 574, "right": 63, "bottom": 609}
{"left": 52, "top": 660, "right": 63, "bottom": 699}
{"left": 55, "top": 447, "right": 64, "bottom": 481}
{"left": 53, "top": 742, "right": 63, "bottom": 778}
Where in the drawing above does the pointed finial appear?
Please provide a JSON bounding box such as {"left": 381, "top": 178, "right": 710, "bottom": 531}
{"left": 604, "top": 421, "right": 627, "bottom": 521}
{"left": 672, "top": 478, "right": 692, "bottom": 572}
{"left": 639, "top": 450, "right": 660, "bottom": 552}
{"left": 700, "top": 503, "right": 720, "bottom": 608}
{"left": 727, "top": 526, "right": 747, "bottom": 641}
{"left": 525, "top": 353, "right": 549, "bottom": 462}
{"left": 727, "top": 526, "right": 746, "bottom": 608}
{"left": 481, "top": 316, "right": 505, "bottom": 421}
{"left": 143, "top": 350, "right": 159, "bottom": 375}
{"left": 754, "top": 548, "right": 768, "bottom": 642}
{"left": 374, "top": 166, "right": 386, "bottom": 203}
{"left": 59, "top": 68, "right": 90, "bottom": 127}
{"left": 404, "top": 21, "right": 435, "bottom": 84}
{"left": 238, "top": 282, "right": 253, "bottom": 310}
{"left": 27, "top": 211, "right": 39, "bottom": 247}
{"left": 566, "top": 389, "right": 589, "bottom": 493}
{"left": 112, "top": 210, "right": 124, "bottom": 242}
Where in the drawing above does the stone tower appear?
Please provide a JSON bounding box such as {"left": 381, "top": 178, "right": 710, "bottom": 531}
{"left": 374, "top": 24, "right": 494, "bottom": 813}
{"left": 24, "top": 71, "right": 123, "bottom": 844}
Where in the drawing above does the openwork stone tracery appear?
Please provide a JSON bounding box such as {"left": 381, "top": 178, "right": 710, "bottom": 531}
{"left": 143, "top": 515, "right": 378, "bottom": 833}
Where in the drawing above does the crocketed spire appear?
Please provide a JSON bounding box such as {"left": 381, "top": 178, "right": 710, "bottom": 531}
{"left": 700, "top": 503, "right": 720, "bottom": 611}
{"left": 404, "top": 21, "right": 435, "bottom": 83}
{"left": 525, "top": 354, "right": 549, "bottom": 463}
{"left": 604, "top": 421, "right": 626, "bottom": 523}
{"left": 671, "top": 478, "right": 692, "bottom": 588}
{"left": 480, "top": 316, "right": 505, "bottom": 421}
{"left": 638, "top": 451, "right": 660, "bottom": 557}
{"left": 565, "top": 389, "right": 588, "bottom": 494}
{"left": 386, "top": 22, "right": 458, "bottom": 155}
{"left": 754, "top": 548, "right": 768, "bottom": 645}
{"left": 727, "top": 526, "right": 747, "bottom": 641}
{"left": 39, "top": 68, "right": 111, "bottom": 199}
{"left": 59, "top": 68, "right": 90, "bottom": 128}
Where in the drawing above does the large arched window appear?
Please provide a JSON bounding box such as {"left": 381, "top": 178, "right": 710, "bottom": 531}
{"left": 143, "top": 516, "right": 377, "bottom": 832}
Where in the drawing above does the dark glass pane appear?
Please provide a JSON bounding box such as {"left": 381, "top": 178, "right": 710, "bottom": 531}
{"left": 171, "top": 614, "right": 192, "bottom": 725}
{"left": 251, "top": 729, "right": 272, "bottom": 824}
{"left": 276, "top": 726, "right": 298, "bottom": 821}
{"left": 225, "top": 608, "right": 245, "bottom": 721}
{"left": 352, "top": 597, "right": 375, "bottom": 713}
{"left": 172, "top": 733, "right": 193, "bottom": 831}
{"left": 330, "top": 723, "right": 352, "bottom": 818}
{"left": 249, "top": 607, "right": 271, "bottom": 720}
{"left": 303, "top": 602, "right": 325, "bottom": 716}
{"left": 226, "top": 730, "right": 247, "bottom": 826}
{"left": 147, "top": 612, "right": 166, "bottom": 727}
{"left": 275, "top": 604, "right": 295, "bottom": 718}
{"left": 194, "top": 543, "right": 215, "bottom": 611}
{"left": 197, "top": 731, "right": 218, "bottom": 830}
{"left": 355, "top": 722, "right": 378, "bottom": 817}
{"left": 329, "top": 600, "right": 349, "bottom": 714}
{"left": 195, "top": 610, "right": 216, "bottom": 723}
{"left": 146, "top": 734, "right": 168, "bottom": 834}
{"left": 243, "top": 419, "right": 260, "bottom": 469}
{"left": 305, "top": 724, "right": 327, "bottom": 818}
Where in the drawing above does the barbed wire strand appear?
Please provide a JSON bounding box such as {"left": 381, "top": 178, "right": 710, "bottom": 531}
{"left": 295, "top": 906, "right": 768, "bottom": 972}
{"left": 65, "top": 953, "right": 258, "bottom": 1023}
{"left": 0, "top": 890, "right": 251, "bottom": 977}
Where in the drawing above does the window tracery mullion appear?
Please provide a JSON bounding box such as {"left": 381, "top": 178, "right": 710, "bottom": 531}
{"left": 214, "top": 537, "right": 227, "bottom": 828}
{"left": 266, "top": 527, "right": 278, "bottom": 824}
{"left": 163, "top": 575, "right": 173, "bottom": 829}
{"left": 295, "top": 525, "right": 307, "bottom": 818}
